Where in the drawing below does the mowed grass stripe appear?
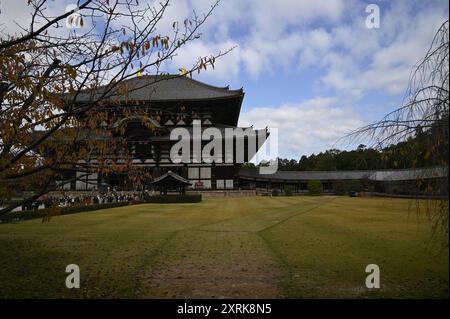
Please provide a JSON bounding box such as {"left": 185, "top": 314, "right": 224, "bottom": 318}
{"left": 132, "top": 197, "right": 328, "bottom": 298}
{"left": 259, "top": 197, "right": 449, "bottom": 298}
{"left": 197, "top": 197, "right": 330, "bottom": 232}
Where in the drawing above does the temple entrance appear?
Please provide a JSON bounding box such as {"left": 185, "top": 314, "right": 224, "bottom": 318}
{"left": 150, "top": 170, "right": 192, "bottom": 195}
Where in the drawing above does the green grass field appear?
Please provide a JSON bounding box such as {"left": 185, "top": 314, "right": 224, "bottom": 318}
{"left": 0, "top": 196, "right": 448, "bottom": 298}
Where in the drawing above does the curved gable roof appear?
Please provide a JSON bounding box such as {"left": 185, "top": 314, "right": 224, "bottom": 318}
{"left": 71, "top": 75, "right": 243, "bottom": 102}
{"left": 151, "top": 170, "right": 192, "bottom": 185}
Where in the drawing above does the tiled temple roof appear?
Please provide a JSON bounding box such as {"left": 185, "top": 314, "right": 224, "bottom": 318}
{"left": 68, "top": 75, "right": 243, "bottom": 102}
{"left": 238, "top": 167, "right": 448, "bottom": 181}
{"left": 151, "top": 170, "right": 192, "bottom": 185}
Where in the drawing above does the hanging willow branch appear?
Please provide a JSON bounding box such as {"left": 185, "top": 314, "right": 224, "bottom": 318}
{"left": 346, "top": 20, "right": 449, "bottom": 247}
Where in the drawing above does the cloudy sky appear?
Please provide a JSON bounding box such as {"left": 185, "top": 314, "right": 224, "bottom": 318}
{"left": 1, "top": 0, "right": 449, "bottom": 159}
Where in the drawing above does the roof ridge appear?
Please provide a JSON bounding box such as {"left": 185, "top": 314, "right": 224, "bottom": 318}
{"left": 151, "top": 170, "right": 191, "bottom": 185}
{"left": 139, "top": 74, "right": 243, "bottom": 94}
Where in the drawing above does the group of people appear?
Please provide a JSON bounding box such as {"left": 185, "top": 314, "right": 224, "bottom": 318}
{"left": 23, "top": 192, "right": 144, "bottom": 211}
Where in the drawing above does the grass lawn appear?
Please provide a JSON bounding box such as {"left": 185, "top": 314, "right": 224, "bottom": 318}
{"left": 0, "top": 196, "right": 447, "bottom": 298}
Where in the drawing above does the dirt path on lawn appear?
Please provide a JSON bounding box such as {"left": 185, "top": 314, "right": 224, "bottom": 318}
{"left": 136, "top": 200, "right": 325, "bottom": 298}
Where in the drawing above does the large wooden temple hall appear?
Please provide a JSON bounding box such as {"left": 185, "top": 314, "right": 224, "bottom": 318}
{"left": 66, "top": 75, "right": 267, "bottom": 192}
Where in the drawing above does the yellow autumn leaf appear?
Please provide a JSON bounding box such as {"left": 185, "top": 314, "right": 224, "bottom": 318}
{"left": 179, "top": 67, "right": 188, "bottom": 76}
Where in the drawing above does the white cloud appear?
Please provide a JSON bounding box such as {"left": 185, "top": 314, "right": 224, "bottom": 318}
{"left": 172, "top": 0, "right": 448, "bottom": 100}
{"left": 168, "top": 39, "right": 241, "bottom": 81}
{"left": 0, "top": 0, "right": 35, "bottom": 36}
{"left": 318, "top": 1, "right": 449, "bottom": 98}
{"left": 0, "top": 0, "right": 95, "bottom": 37}
{"left": 156, "top": 0, "right": 347, "bottom": 80}
{"left": 239, "top": 97, "right": 363, "bottom": 157}
{"left": 2, "top": 0, "right": 447, "bottom": 94}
